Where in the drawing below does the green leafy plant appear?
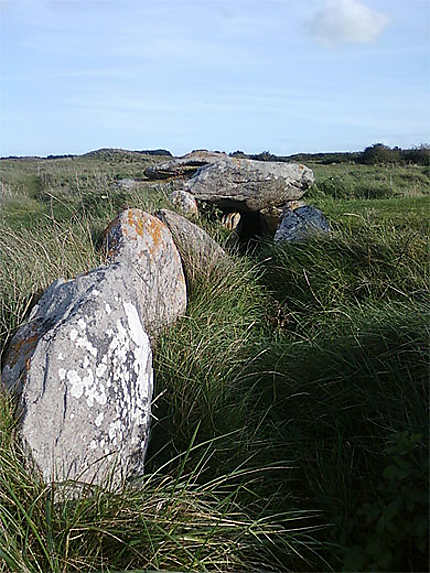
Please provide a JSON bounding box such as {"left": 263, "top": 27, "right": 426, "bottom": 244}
{"left": 343, "top": 431, "right": 428, "bottom": 572}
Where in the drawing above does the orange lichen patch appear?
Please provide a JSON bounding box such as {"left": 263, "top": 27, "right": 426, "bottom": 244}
{"left": 143, "top": 215, "right": 164, "bottom": 256}
{"left": 6, "top": 333, "right": 39, "bottom": 369}
{"left": 127, "top": 209, "right": 145, "bottom": 238}
{"left": 103, "top": 210, "right": 170, "bottom": 260}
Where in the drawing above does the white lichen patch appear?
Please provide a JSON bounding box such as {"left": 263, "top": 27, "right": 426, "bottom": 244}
{"left": 67, "top": 370, "right": 84, "bottom": 399}
{"left": 61, "top": 299, "right": 152, "bottom": 469}
{"left": 75, "top": 333, "right": 98, "bottom": 358}
{"left": 96, "top": 362, "right": 107, "bottom": 378}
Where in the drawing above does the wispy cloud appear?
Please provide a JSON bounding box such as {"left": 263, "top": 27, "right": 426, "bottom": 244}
{"left": 308, "top": 0, "right": 390, "bottom": 45}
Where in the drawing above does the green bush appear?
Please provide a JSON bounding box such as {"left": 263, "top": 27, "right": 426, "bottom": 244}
{"left": 343, "top": 431, "right": 428, "bottom": 572}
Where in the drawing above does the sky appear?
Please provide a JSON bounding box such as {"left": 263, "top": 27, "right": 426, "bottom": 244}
{"left": 0, "top": 0, "right": 429, "bottom": 157}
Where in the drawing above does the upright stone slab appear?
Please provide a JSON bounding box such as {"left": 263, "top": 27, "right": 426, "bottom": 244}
{"left": 156, "top": 209, "right": 226, "bottom": 281}
{"left": 2, "top": 270, "right": 153, "bottom": 486}
{"left": 103, "top": 209, "right": 187, "bottom": 338}
{"left": 185, "top": 158, "right": 314, "bottom": 212}
{"left": 2, "top": 209, "right": 187, "bottom": 487}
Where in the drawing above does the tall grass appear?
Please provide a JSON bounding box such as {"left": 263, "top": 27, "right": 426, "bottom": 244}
{"left": 0, "top": 391, "right": 322, "bottom": 573}
{"left": 0, "top": 156, "right": 428, "bottom": 571}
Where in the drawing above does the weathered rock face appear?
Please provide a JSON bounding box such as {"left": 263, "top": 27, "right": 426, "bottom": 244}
{"left": 2, "top": 209, "right": 187, "bottom": 486}
{"left": 169, "top": 189, "right": 199, "bottom": 216}
{"left": 144, "top": 150, "right": 229, "bottom": 180}
{"left": 103, "top": 209, "right": 187, "bottom": 338}
{"left": 274, "top": 205, "right": 331, "bottom": 243}
{"left": 2, "top": 273, "right": 153, "bottom": 485}
{"left": 185, "top": 158, "right": 314, "bottom": 212}
{"left": 156, "top": 209, "right": 226, "bottom": 281}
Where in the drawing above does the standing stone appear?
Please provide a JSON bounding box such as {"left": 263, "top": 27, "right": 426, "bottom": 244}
{"left": 103, "top": 209, "right": 187, "bottom": 338}
{"left": 156, "top": 209, "right": 226, "bottom": 281}
{"left": 3, "top": 274, "right": 153, "bottom": 486}
{"left": 185, "top": 158, "right": 314, "bottom": 212}
{"left": 2, "top": 209, "right": 187, "bottom": 487}
{"left": 274, "top": 205, "right": 331, "bottom": 243}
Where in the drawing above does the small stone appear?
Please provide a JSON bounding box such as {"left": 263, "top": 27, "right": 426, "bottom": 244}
{"left": 274, "top": 205, "right": 331, "bottom": 243}
{"left": 170, "top": 189, "right": 199, "bottom": 216}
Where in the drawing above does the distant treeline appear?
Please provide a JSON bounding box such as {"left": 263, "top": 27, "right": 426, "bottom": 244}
{"left": 2, "top": 144, "right": 429, "bottom": 165}
{"left": 230, "top": 144, "right": 430, "bottom": 166}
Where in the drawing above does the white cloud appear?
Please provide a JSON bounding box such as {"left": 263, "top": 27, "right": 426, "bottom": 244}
{"left": 308, "top": 0, "right": 390, "bottom": 45}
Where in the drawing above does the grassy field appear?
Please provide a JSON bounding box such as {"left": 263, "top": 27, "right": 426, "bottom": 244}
{"left": 0, "top": 152, "right": 428, "bottom": 572}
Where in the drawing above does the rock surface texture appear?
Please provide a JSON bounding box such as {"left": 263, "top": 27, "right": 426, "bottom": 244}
{"left": 185, "top": 158, "right": 314, "bottom": 212}
{"left": 156, "top": 209, "right": 226, "bottom": 280}
{"left": 274, "top": 205, "right": 331, "bottom": 243}
{"left": 103, "top": 209, "right": 187, "bottom": 338}
{"left": 169, "top": 189, "right": 199, "bottom": 216}
{"left": 144, "top": 150, "right": 229, "bottom": 180}
{"left": 2, "top": 209, "right": 187, "bottom": 486}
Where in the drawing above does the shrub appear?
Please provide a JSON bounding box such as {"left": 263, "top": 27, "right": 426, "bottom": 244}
{"left": 343, "top": 431, "right": 428, "bottom": 572}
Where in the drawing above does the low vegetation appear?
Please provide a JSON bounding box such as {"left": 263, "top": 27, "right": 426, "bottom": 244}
{"left": 0, "top": 151, "right": 428, "bottom": 571}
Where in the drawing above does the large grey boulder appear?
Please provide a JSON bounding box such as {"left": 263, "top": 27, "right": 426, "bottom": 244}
{"left": 156, "top": 209, "right": 226, "bottom": 281}
{"left": 2, "top": 209, "right": 187, "bottom": 486}
{"left": 185, "top": 158, "right": 314, "bottom": 212}
{"left": 2, "top": 273, "right": 153, "bottom": 486}
{"left": 274, "top": 205, "right": 331, "bottom": 243}
{"left": 144, "top": 150, "right": 229, "bottom": 180}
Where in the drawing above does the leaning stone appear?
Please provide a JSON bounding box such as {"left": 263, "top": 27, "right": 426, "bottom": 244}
{"left": 144, "top": 150, "right": 229, "bottom": 180}
{"left": 185, "top": 158, "right": 314, "bottom": 212}
{"left": 102, "top": 209, "right": 187, "bottom": 338}
{"left": 156, "top": 209, "right": 226, "bottom": 281}
{"left": 170, "top": 189, "right": 199, "bottom": 216}
{"left": 274, "top": 205, "right": 330, "bottom": 243}
{"left": 2, "top": 272, "right": 154, "bottom": 486}
{"left": 2, "top": 208, "right": 187, "bottom": 487}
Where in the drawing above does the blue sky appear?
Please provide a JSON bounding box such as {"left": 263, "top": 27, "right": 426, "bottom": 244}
{"left": 1, "top": 0, "right": 429, "bottom": 157}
